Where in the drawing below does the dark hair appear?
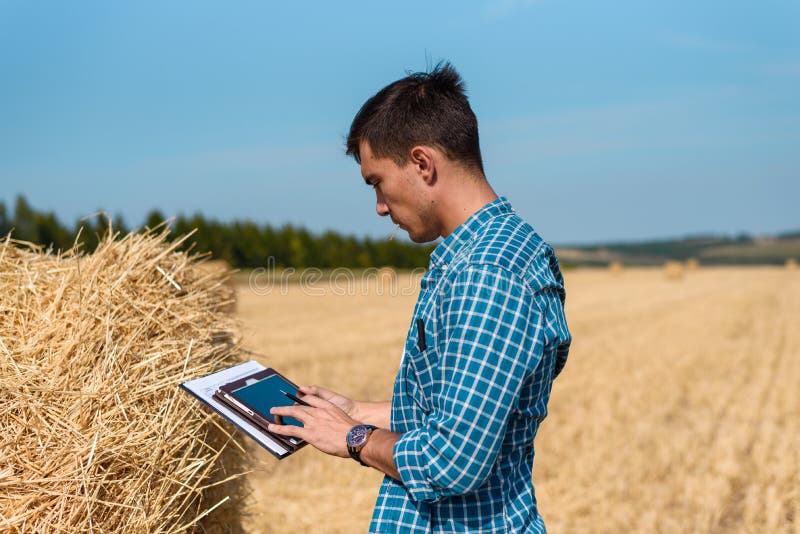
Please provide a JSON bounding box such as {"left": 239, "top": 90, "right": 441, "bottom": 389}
{"left": 346, "top": 62, "right": 484, "bottom": 174}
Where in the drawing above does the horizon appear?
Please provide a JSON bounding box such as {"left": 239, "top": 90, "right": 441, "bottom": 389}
{"left": 2, "top": 193, "right": 797, "bottom": 250}
{"left": 1, "top": 1, "right": 798, "bottom": 244}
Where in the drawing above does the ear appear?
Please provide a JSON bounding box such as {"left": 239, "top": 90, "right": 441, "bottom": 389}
{"left": 409, "top": 146, "right": 436, "bottom": 185}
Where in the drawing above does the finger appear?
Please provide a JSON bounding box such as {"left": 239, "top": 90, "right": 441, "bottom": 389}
{"left": 298, "top": 385, "right": 326, "bottom": 398}
{"left": 290, "top": 392, "right": 335, "bottom": 410}
{"left": 270, "top": 405, "right": 308, "bottom": 421}
{"left": 268, "top": 422, "right": 306, "bottom": 440}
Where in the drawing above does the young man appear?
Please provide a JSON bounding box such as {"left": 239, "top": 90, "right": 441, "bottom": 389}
{"left": 269, "top": 63, "right": 571, "bottom": 533}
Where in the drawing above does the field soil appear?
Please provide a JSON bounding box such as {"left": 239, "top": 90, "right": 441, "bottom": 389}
{"left": 235, "top": 267, "right": 799, "bottom": 533}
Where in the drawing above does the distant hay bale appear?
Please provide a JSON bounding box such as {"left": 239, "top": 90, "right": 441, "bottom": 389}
{"left": 685, "top": 257, "right": 699, "bottom": 271}
{"left": 377, "top": 266, "right": 397, "bottom": 293}
{"left": 786, "top": 258, "right": 798, "bottom": 270}
{"left": 377, "top": 266, "right": 396, "bottom": 282}
{"left": 608, "top": 261, "right": 623, "bottom": 275}
{"left": 0, "top": 229, "right": 247, "bottom": 533}
{"left": 663, "top": 260, "right": 685, "bottom": 280}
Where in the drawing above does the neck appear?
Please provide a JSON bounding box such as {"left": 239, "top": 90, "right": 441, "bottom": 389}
{"left": 435, "top": 171, "right": 498, "bottom": 238}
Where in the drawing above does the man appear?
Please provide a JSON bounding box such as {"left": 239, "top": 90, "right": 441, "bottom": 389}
{"left": 269, "top": 62, "right": 571, "bottom": 533}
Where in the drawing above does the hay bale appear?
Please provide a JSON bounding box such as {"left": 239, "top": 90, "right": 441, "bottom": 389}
{"left": 194, "top": 258, "right": 237, "bottom": 313}
{"left": 786, "top": 258, "right": 798, "bottom": 270}
{"left": 663, "top": 260, "right": 685, "bottom": 280}
{"left": 0, "top": 229, "right": 247, "bottom": 533}
{"left": 608, "top": 261, "right": 623, "bottom": 275}
{"left": 685, "top": 257, "right": 699, "bottom": 271}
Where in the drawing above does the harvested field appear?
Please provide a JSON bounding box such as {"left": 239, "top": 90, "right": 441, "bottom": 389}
{"left": 237, "top": 266, "right": 799, "bottom": 533}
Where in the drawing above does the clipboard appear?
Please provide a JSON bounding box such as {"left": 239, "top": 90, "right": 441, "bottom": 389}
{"left": 179, "top": 360, "right": 304, "bottom": 459}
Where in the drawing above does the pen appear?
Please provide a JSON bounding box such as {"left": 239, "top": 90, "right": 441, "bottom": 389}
{"left": 281, "top": 389, "right": 310, "bottom": 406}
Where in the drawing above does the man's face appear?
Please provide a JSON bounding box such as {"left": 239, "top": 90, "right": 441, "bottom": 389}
{"left": 359, "top": 141, "right": 439, "bottom": 243}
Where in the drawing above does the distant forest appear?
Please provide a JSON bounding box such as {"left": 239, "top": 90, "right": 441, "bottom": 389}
{"left": 4, "top": 195, "right": 798, "bottom": 268}
{"left": 0, "top": 196, "right": 435, "bottom": 269}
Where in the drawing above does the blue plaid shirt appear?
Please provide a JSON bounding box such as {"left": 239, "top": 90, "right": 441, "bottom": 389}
{"left": 370, "top": 197, "right": 571, "bottom": 533}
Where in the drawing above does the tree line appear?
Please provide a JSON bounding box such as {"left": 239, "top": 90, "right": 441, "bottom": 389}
{"left": 0, "top": 195, "right": 434, "bottom": 269}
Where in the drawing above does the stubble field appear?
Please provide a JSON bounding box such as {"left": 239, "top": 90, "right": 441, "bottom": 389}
{"left": 234, "top": 266, "right": 799, "bottom": 533}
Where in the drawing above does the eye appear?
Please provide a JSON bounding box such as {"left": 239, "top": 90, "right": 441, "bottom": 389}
{"left": 365, "top": 175, "right": 380, "bottom": 189}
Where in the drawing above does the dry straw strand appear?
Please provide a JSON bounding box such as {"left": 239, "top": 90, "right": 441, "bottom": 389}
{"left": 0, "top": 227, "right": 249, "bottom": 533}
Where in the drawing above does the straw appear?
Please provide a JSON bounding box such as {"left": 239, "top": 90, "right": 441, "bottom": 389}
{"left": 0, "top": 227, "right": 248, "bottom": 533}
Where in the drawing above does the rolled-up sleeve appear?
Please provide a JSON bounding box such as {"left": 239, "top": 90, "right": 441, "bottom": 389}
{"left": 393, "top": 264, "right": 546, "bottom": 503}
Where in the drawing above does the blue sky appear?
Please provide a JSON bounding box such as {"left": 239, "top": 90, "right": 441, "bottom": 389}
{"left": 1, "top": 0, "right": 798, "bottom": 244}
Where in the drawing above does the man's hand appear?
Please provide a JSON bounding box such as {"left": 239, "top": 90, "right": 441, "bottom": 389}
{"left": 271, "top": 389, "right": 403, "bottom": 481}
{"left": 296, "top": 385, "right": 392, "bottom": 428}
{"left": 296, "top": 385, "right": 357, "bottom": 417}
{"left": 268, "top": 393, "right": 359, "bottom": 458}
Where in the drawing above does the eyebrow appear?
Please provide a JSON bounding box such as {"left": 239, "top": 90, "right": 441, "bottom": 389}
{"left": 363, "top": 174, "right": 378, "bottom": 186}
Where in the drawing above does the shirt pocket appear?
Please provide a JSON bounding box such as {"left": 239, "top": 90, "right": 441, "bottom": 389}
{"left": 404, "top": 317, "right": 437, "bottom": 415}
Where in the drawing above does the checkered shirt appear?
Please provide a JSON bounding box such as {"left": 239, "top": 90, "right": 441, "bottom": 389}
{"left": 369, "top": 197, "right": 571, "bottom": 533}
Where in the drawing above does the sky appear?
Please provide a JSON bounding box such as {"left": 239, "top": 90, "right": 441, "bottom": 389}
{"left": 1, "top": 0, "right": 798, "bottom": 245}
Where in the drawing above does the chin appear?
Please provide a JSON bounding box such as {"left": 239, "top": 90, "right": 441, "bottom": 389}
{"left": 407, "top": 229, "right": 439, "bottom": 244}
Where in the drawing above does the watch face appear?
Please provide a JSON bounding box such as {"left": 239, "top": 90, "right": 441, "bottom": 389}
{"left": 347, "top": 425, "right": 370, "bottom": 447}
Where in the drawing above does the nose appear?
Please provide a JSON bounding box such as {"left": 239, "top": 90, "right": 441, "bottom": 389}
{"left": 375, "top": 189, "right": 390, "bottom": 217}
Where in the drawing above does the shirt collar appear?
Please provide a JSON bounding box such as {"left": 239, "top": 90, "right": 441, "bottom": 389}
{"left": 429, "top": 196, "right": 514, "bottom": 270}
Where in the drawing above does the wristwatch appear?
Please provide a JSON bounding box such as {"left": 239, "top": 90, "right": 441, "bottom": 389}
{"left": 346, "top": 424, "right": 378, "bottom": 466}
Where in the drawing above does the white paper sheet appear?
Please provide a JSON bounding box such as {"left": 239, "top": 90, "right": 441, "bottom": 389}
{"left": 180, "top": 360, "right": 291, "bottom": 458}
